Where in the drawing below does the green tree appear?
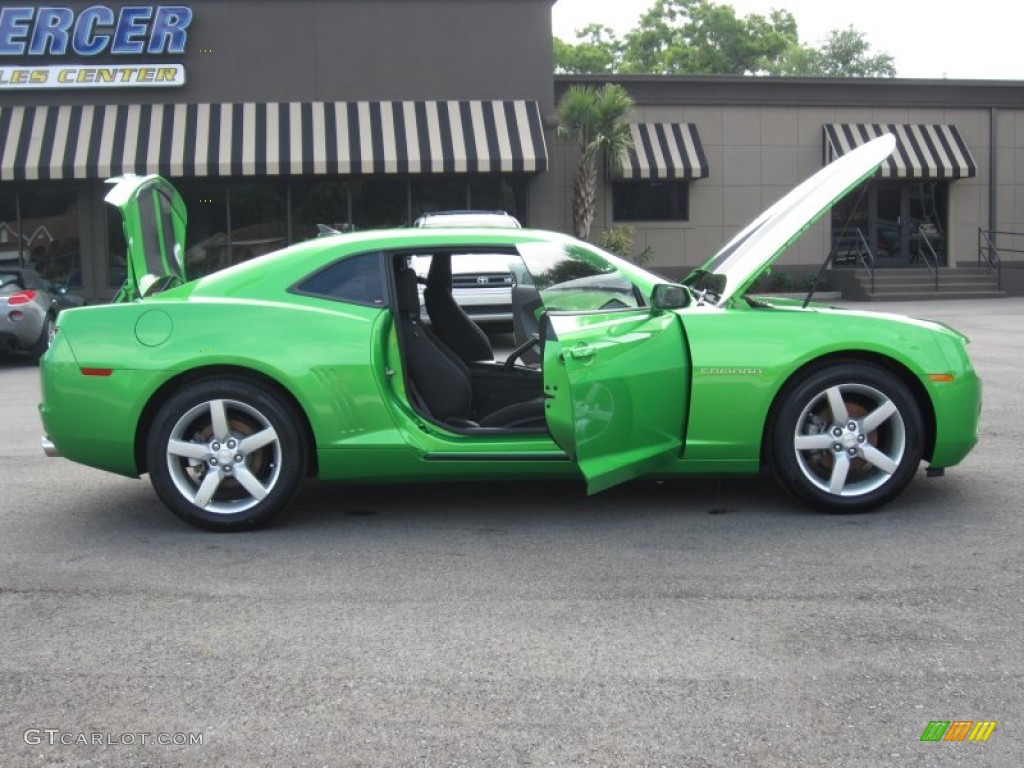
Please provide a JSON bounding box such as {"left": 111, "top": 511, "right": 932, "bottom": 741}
{"left": 554, "top": 24, "right": 621, "bottom": 74}
{"left": 619, "top": 0, "right": 798, "bottom": 75}
{"left": 557, "top": 84, "right": 634, "bottom": 240}
{"left": 772, "top": 26, "right": 896, "bottom": 77}
{"left": 553, "top": 1, "right": 895, "bottom": 78}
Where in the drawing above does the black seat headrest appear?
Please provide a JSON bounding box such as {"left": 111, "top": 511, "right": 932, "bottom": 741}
{"left": 394, "top": 266, "right": 421, "bottom": 317}
{"left": 426, "top": 253, "right": 452, "bottom": 289}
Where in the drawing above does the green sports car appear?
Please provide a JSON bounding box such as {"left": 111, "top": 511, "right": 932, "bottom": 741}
{"left": 38, "top": 135, "right": 981, "bottom": 531}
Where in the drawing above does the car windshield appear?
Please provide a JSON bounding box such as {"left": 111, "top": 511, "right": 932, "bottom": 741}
{"left": 516, "top": 241, "right": 644, "bottom": 311}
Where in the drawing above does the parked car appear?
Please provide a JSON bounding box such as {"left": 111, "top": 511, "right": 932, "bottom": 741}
{"left": 413, "top": 210, "right": 521, "bottom": 328}
{"left": 39, "top": 135, "right": 981, "bottom": 531}
{"left": 413, "top": 210, "right": 521, "bottom": 229}
{"left": 0, "top": 268, "right": 84, "bottom": 362}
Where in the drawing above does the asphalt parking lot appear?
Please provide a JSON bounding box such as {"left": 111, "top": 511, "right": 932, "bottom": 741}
{"left": 1, "top": 298, "right": 1022, "bottom": 767}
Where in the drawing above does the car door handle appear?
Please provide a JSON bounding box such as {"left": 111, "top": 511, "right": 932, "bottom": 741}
{"left": 569, "top": 344, "right": 596, "bottom": 360}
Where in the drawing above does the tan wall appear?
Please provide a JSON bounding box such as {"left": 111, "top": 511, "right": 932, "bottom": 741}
{"left": 550, "top": 102, "right": 1024, "bottom": 275}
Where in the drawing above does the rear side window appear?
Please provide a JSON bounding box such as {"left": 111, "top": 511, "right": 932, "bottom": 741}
{"left": 294, "top": 252, "right": 385, "bottom": 307}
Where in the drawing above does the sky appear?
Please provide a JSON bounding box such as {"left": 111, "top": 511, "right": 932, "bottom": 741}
{"left": 551, "top": 0, "right": 1024, "bottom": 80}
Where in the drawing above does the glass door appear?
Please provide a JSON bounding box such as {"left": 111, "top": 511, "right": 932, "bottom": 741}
{"left": 832, "top": 181, "right": 948, "bottom": 268}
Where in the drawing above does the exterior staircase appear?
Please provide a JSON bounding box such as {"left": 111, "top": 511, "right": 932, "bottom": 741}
{"left": 841, "top": 266, "right": 1006, "bottom": 301}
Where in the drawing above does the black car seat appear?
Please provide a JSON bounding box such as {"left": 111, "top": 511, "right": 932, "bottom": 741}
{"left": 511, "top": 277, "right": 543, "bottom": 366}
{"left": 394, "top": 265, "right": 544, "bottom": 429}
{"left": 423, "top": 254, "right": 493, "bottom": 363}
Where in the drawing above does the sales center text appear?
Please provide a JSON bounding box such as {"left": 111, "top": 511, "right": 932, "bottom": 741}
{"left": 0, "top": 66, "right": 179, "bottom": 85}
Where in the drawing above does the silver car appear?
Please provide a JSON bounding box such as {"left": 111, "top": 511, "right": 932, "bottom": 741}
{"left": 0, "top": 268, "right": 83, "bottom": 362}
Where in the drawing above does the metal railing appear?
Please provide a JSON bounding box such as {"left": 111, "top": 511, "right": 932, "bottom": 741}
{"left": 916, "top": 226, "right": 941, "bottom": 292}
{"left": 853, "top": 228, "right": 875, "bottom": 294}
{"left": 832, "top": 228, "right": 875, "bottom": 293}
{"left": 977, "top": 228, "right": 1012, "bottom": 291}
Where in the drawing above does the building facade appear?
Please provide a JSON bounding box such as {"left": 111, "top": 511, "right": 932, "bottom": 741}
{"left": 554, "top": 75, "right": 1024, "bottom": 292}
{"left": 0, "top": 0, "right": 558, "bottom": 300}
{"left": 1, "top": 0, "right": 1022, "bottom": 302}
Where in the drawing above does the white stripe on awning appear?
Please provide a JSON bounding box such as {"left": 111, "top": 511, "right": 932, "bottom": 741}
{"left": 824, "top": 123, "right": 977, "bottom": 179}
{"left": 0, "top": 100, "right": 549, "bottom": 180}
{"left": 618, "top": 123, "right": 709, "bottom": 180}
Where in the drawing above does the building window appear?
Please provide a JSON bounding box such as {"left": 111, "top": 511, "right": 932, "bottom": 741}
{"left": 291, "top": 180, "right": 351, "bottom": 242}
{"left": 468, "top": 177, "right": 527, "bottom": 220}
{"left": 229, "top": 182, "right": 288, "bottom": 264}
{"left": 350, "top": 178, "right": 408, "bottom": 229}
{"left": 412, "top": 177, "right": 468, "bottom": 220}
{"left": 411, "top": 176, "right": 529, "bottom": 222}
{"left": 106, "top": 203, "right": 128, "bottom": 289}
{"left": 612, "top": 181, "right": 689, "bottom": 222}
{"left": 172, "top": 179, "right": 229, "bottom": 279}
{"left": 0, "top": 189, "right": 19, "bottom": 267}
{"left": 99, "top": 173, "right": 531, "bottom": 292}
{"left": 19, "top": 186, "right": 80, "bottom": 287}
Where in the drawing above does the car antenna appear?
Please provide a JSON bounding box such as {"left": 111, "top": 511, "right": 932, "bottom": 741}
{"left": 317, "top": 223, "right": 355, "bottom": 237}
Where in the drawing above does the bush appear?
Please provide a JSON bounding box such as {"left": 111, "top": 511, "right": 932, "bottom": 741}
{"left": 751, "top": 270, "right": 830, "bottom": 294}
{"left": 769, "top": 270, "right": 797, "bottom": 292}
{"left": 801, "top": 274, "right": 830, "bottom": 292}
{"left": 598, "top": 225, "right": 654, "bottom": 266}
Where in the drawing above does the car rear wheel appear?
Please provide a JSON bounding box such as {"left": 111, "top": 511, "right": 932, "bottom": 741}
{"left": 770, "top": 362, "right": 924, "bottom": 512}
{"left": 30, "top": 314, "right": 55, "bottom": 362}
{"left": 146, "top": 379, "right": 306, "bottom": 531}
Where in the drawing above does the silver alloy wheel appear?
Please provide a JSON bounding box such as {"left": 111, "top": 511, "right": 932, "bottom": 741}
{"left": 792, "top": 382, "right": 907, "bottom": 497}
{"left": 165, "top": 398, "right": 282, "bottom": 514}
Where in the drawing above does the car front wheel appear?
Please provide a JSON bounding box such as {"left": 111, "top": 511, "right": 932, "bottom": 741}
{"left": 770, "top": 362, "right": 924, "bottom": 512}
{"left": 146, "top": 379, "right": 306, "bottom": 531}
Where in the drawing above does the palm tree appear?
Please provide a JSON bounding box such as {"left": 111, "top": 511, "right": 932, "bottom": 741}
{"left": 557, "top": 83, "right": 635, "bottom": 241}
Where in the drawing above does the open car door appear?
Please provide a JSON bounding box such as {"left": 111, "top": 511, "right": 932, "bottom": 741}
{"left": 542, "top": 309, "right": 688, "bottom": 493}
{"left": 519, "top": 241, "right": 688, "bottom": 494}
{"left": 105, "top": 175, "right": 187, "bottom": 303}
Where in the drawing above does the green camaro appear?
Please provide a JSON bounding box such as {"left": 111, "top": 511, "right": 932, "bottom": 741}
{"left": 38, "top": 135, "right": 980, "bottom": 531}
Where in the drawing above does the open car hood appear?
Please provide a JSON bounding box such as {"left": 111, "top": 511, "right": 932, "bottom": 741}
{"left": 685, "top": 134, "right": 896, "bottom": 306}
{"left": 105, "top": 175, "right": 188, "bottom": 302}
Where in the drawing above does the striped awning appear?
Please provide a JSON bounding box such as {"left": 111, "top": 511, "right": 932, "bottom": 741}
{"left": 0, "top": 100, "right": 549, "bottom": 181}
{"left": 824, "top": 123, "right": 976, "bottom": 179}
{"left": 618, "top": 122, "right": 709, "bottom": 180}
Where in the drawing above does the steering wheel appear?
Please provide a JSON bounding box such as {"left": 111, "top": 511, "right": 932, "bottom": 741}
{"left": 502, "top": 334, "right": 541, "bottom": 370}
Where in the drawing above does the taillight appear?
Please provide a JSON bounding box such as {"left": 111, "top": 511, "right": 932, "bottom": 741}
{"left": 8, "top": 290, "right": 35, "bottom": 305}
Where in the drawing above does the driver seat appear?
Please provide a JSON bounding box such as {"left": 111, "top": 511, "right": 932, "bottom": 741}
{"left": 394, "top": 265, "right": 545, "bottom": 430}
{"left": 424, "top": 254, "right": 493, "bottom": 363}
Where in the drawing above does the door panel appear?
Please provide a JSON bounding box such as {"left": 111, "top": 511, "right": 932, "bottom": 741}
{"left": 543, "top": 309, "right": 688, "bottom": 494}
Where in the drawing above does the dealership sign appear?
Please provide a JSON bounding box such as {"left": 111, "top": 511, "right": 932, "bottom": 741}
{"left": 0, "top": 5, "right": 191, "bottom": 90}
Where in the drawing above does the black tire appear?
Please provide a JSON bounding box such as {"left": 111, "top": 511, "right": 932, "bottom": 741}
{"left": 769, "top": 362, "right": 924, "bottom": 513}
{"left": 146, "top": 378, "right": 307, "bottom": 531}
{"left": 30, "top": 314, "right": 55, "bottom": 363}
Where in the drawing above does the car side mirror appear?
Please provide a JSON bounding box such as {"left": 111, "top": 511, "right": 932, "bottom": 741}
{"left": 651, "top": 283, "right": 689, "bottom": 310}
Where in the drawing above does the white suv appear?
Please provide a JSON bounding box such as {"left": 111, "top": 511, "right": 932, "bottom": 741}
{"left": 411, "top": 211, "right": 521, "bottom": 327}
{"left": 413, "top": 210, "right": 521, "bottom": 229}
